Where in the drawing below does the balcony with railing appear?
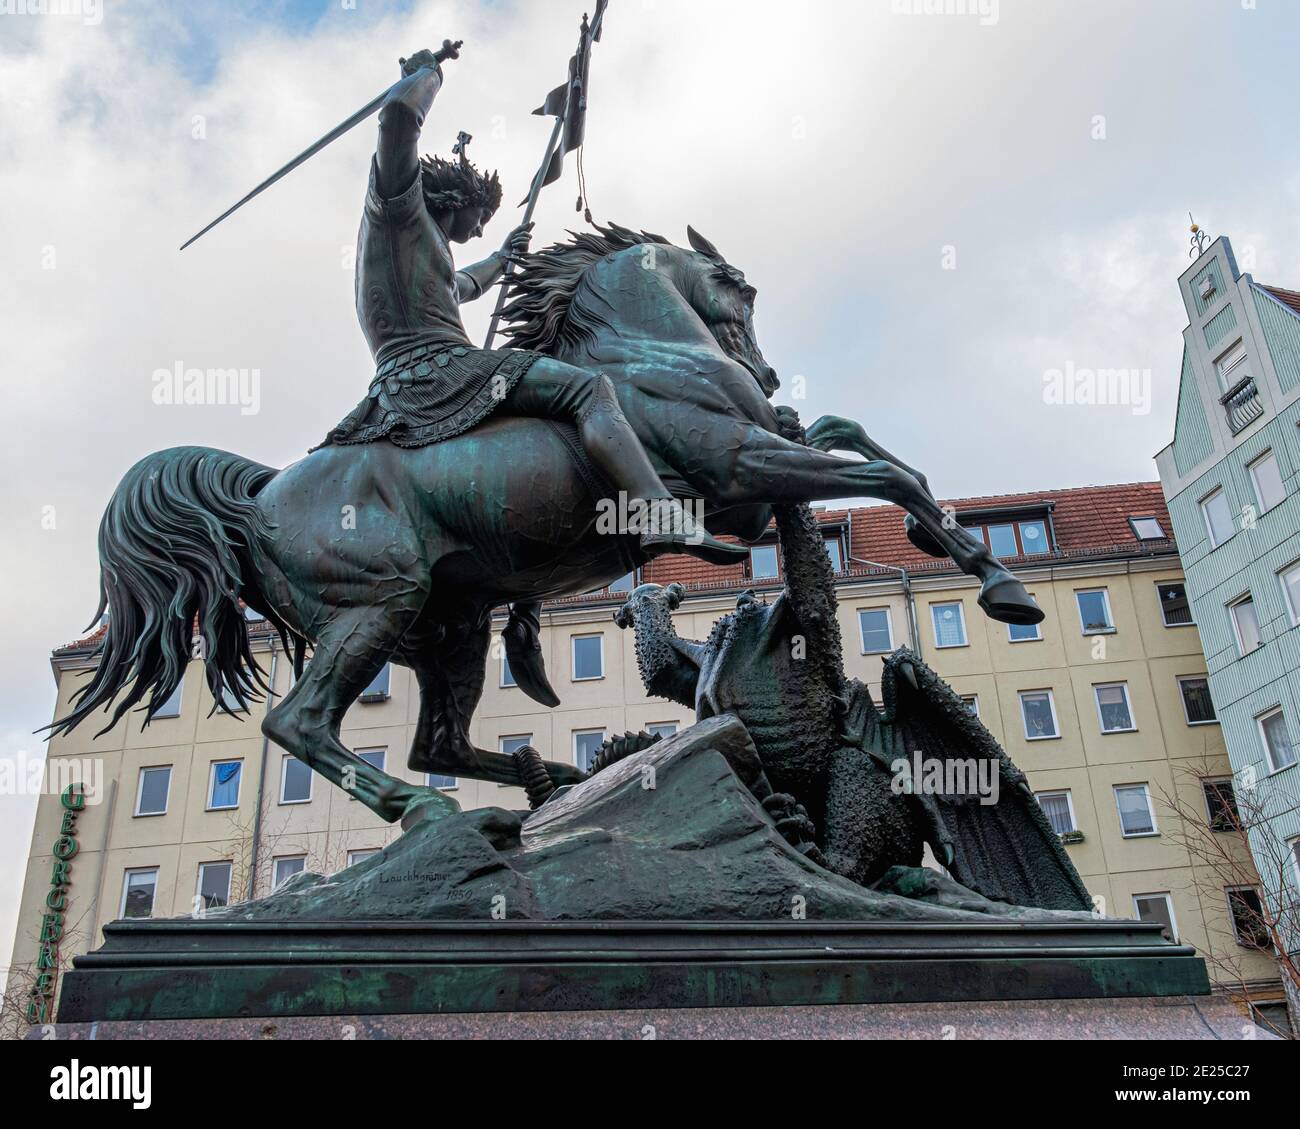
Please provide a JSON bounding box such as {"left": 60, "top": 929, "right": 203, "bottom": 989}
{"left": 1220, "top": 375, "right": 1265, "bottom": 435}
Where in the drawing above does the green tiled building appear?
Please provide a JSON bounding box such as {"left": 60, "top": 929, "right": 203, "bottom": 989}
{"left": 1156, "top": 236, "right": 1300, "bottom": 1022}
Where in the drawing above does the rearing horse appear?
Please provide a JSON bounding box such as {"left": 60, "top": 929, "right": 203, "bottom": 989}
{"left": 51, "top": 223, "right": 1040, "bottom": 825}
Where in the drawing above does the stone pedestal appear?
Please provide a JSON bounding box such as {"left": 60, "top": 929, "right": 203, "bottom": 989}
{"left": 57, "top": 918, "right": 1208, "bottom": 1024}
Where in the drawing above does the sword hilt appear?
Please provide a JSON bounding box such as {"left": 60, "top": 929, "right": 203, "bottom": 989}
{"left": 400, "top": 40, "right": 463, "bottom": 76}
{"left": 434, "top": 39, "right": 463, "bottom": 63}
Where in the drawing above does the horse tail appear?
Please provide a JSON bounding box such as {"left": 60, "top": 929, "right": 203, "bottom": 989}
{"left": 46, "top": 447, "right": 303, "bottom": 739}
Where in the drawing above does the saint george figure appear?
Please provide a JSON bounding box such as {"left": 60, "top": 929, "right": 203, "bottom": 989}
{"left": 321, "top": 47, "right": 745, "bottom": 566}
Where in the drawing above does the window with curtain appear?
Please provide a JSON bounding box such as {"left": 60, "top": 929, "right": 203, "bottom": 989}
{"left": 1036, "top": 792, "right": 1075, "bottom": 835}
{"left": 931, "top": 602, "right": 967, "bottom": 648}
{"left": 208, "top": 761, "right": 242, "bottom": 810}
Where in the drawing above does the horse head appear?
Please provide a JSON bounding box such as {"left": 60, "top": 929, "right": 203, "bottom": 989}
{"left": 499, "top": 222, "right": 780, "bottom": 398}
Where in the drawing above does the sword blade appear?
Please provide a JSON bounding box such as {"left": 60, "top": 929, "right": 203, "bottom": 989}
{"left": 179, "top": 87, "right": 389, "bottom": 251}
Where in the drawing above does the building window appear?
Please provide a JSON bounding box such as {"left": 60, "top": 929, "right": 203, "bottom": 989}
{"left": 272, "top": 856, "right": 306, "bottom": 889}
{"left": 1280, "top": 562, "right": 1300, "bottom": 628}
{"left": 1215, "top": 340, "right": 1248, "bottom": 392}
{"left": 572, "top": 635, "right": 604, "bottom": 681}
{"left": 1291, "top": 838, "right": 1300, "bottom": 891}
{"left": 426, "top": 773, "right": 458, "bottom": 791}
{"left": 858, "top": 608, "right": 894, "bottom": 655}
{"left": 196, "top": 861, "right": 232, "bottom": 911}
{"left": 280, "top": 755, "right": 313, "bottom": 805}
{"left": 1036, "top": 791, "right": 1076, "bottom": 835}
{"left": 986, "top": 523, "right": 1018, "bottom": 559}
{"left": 749, "top": 544, "right": 780, "bottom": 581}
{"left": 1158, "top": 582, "right": 1193, "bottom": 627}
{"left": 1226, "top": 888, "right": 1270, "bottom": 950}
{"left": 501, "top": 651, "right": 517, "bottom": 688}
{"left": 1200, "top": 488, "right": 1236, "bottom": 548}
{"left": 960, "top": 695, "right": 980, "bottom": 717}
{"left": 1132, "top": 893, "right": 1178, "bottom": 941}
{"left": 1229, "top": 595, "right": 1262, "bottom": 656}
{"left": 1178, "top": 676, "right": 1217, "bottom": 726}
{"left": 931, "top": 602, "right": 967, "bottom": 649}
{"left": 1075, "top": 589, "right": 1114, "bottom": 634}
{"left": 1129, "top": 516, "right": 1167, "bottom": 541}
{"left": 360, "top": 664, "right": 391, "bottom": 703}
{"left": 347, "top": 750, "right": 386, "bottom": 799}
{"left": 154, "top": 679, "right": 183, "bottom": 719}
{"left": 824, "top": 535, "right": 844, "bottom": 573}
{"left": 1257, "top": 709, "right": 1296, "bottom": 774}
{"left": 608, "top": 571, "right": 636, "bottom": 594}
{"left": 1008, "top": 606, "right": 1042, "bottom": 643}
{"left": 120, "top": 868, "right": 159, "bottom": 919}
{"left": 357, "top": 749, "right": 386, "bottom": 771}
{"left": 500, "top": 735, "right": 533, "bottom": 757}
{"left": 207, "top": 760, "right": 242, "bottom": 811}
{"left": 1094, "top": 683, "right": 1136, "bottom": 734}
{"left": 574, "top": 730, "right": 606, "bottom": 773}
{"left": 134, "top": 765, "right": 172, "bottom": 817}
{"left": 1247, "top": 450, "right": 1286, "bottom": 514}
{"left": 1018, "top": 520, "right": 1049, "bottom": 555}
{"left": 347, "top": 849, "right": 381, "bottom": 868}
{"left": 1019, "top": 690, "right": 1059, "bottom": 740}
{"left": 1115, "top": 784, "right": 1157, "bottom": 838}
{"left": 647, "top": 723, "right": 679, "bottom": 740}
{"left": 1202, "top": 777, "right": 1240, "bottom": 833}
{"left": 966, "top": 519, "right": 1050, "bottom": 557}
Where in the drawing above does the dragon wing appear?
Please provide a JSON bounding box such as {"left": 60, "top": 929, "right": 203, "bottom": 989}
{"left": 846, "top": 650, "right": 1092, "bottom": 912}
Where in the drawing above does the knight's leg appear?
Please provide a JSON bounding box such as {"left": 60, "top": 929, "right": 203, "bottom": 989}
{"left": 504, "top": 359, "right": 748, "bottom": 566}
{"left": 405, "top": 609, "right": 585, "bottom": 787}
{"left": 262, "top": 604, "right": 456, "bottom": 826}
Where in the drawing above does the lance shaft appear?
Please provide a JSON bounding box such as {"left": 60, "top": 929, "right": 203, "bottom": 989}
{"left": 483, "top": 114, "right": 565, "bottom": 349}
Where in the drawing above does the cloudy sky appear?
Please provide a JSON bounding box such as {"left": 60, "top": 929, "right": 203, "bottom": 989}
{"left": 3, "top": 0, "right": 1300, "bottom": 966}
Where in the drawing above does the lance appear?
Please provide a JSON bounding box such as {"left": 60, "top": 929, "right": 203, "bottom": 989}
{"left": 179, "top": 39, "right": 464, "bottom": 251}
{"left": 483, "top": 1, "right": 609, "bottom": 349}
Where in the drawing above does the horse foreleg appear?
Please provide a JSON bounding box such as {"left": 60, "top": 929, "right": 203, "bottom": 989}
{"left": 720, "top": 433, "right": 1043, "bottom": 625}
{"left": 804, "top": 415, "right": 946, "bottom": 558}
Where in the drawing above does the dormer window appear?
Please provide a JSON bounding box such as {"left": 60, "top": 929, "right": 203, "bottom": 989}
{"left": 1129, "top": 516, "right": 1166, "bottom": 541}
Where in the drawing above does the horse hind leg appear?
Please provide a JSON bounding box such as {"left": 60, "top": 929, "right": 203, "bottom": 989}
{"left": 261, "top": 602, "right": 456, "bottom": 827}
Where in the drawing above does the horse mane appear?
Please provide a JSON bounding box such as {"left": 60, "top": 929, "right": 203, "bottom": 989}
{"left": 499, "top": 222, "right": 672, "bottom": 354}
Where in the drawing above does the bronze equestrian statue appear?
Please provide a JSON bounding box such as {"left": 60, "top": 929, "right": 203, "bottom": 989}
{"left": 49, "top": 46, "right": 1044, "bottom": 832}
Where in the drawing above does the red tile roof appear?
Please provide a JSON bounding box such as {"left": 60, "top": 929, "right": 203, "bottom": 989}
{"left": 55, "top": 483, "right": 1176, "bottom": 654}
{"left": 643, "top": 480, "right": 1175, "bottom": 590}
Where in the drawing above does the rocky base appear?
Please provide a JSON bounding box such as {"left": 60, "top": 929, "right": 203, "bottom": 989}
{"left": 204, "top": 717, "right": 1090, "bottom": 924}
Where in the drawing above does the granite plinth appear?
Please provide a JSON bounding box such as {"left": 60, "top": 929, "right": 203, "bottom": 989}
{"left": 38, "top": 993, "right": 1269, "bottom": 1040}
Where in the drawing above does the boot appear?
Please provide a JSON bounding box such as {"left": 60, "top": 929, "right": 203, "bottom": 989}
{"left": 638, "top": 499, "right": 748, "bottom": 567}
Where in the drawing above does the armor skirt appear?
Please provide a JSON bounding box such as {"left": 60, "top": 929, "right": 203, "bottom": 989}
{"left": 319, "top": 341, "right": 545, "bottom": 450}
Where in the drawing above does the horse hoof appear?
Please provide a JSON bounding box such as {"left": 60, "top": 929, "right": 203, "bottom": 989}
{"left": 904, "top": 515, "right": 947, "bottom": 559}
{"left": 978, "top": 574, "right": 1044, "bottom": 626}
